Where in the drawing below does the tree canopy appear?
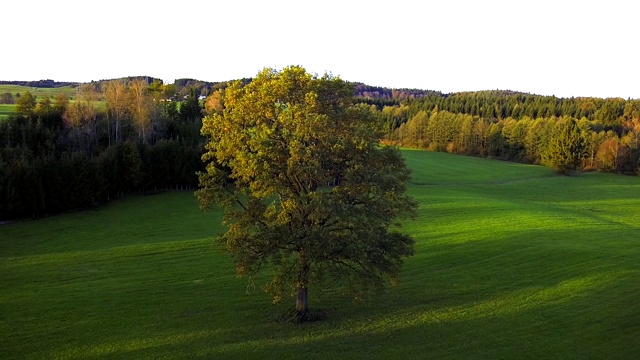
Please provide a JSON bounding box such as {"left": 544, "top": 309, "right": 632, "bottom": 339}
{"left": 541, "top": 119, "right": 586, "bottom": 174}
{"left": 197, "top": 66, "right": 417, "bottom": 319}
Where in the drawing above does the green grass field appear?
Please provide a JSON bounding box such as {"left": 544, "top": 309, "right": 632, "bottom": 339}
{"left": 0, "top": 85, "right": 78, "bottom": 119}
{"left": 0, "top": 100, "right": 106, "bottom": 120}
{"left": 0, "top": 85, "right": 77, "bottom": 99}
{"left": 1, "top": 150, "right": 639, "bottom": 359}
{"left": 0, "top": 104, "right": 16, "bottom": 119}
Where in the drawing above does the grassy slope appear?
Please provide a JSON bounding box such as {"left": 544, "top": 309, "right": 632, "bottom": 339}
{"left": 0, "top": 104, "right": 16, "bottom": 119}
{"left": 1, "top": 150, "right": 639, "bottom": 359}
{"left": 0, "top": 85, "right": 77, "bottom": 119}
{"left": 0, "top": 85, "right": 77, "bottom": 99}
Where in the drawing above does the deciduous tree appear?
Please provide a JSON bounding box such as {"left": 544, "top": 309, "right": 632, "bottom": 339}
{"left": 16, "top": 91, "right": 36, "bottom": 117}
{"left": 0, "top": 92, "right": 14, "bottom": 104}
{"left": 197, "top": 66, "right": 416, "bottom": 320}
{"left": 63, "top": 84, "right": 100, "bottom": 154}
{"left": 104, "top": 80, "right": 130, "bottom": 144}
{"left": 129, "top": 79, "right": 152, "bottom": 144}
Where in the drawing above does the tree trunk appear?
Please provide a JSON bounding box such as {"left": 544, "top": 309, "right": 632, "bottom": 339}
{"left": 295, "top": 256, "right": 310, "bottom": 320}
{"left": 296, "top": 286, "right": 308, "bottom": 319}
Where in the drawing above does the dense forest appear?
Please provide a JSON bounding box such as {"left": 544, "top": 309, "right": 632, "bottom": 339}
{"left": 1, "top": 77, "right": 639, "bottom": 220}
{"left": 0, "top": 78, "right": 206, "bottom": 219}
{"left": 378, "top": 91, "right": 640, "bottom": 175}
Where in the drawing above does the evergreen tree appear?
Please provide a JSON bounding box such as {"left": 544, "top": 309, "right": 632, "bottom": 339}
{"left": 179, "top": 88, "right": 203, "bottom": 123}
{"left": 542, "top": 119, "right": 586, "bottom": 174}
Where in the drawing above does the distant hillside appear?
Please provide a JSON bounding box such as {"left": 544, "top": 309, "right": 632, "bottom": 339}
{"left": 348, "top": 83, "right": 442, "bottom": 108}
{"left": 352, "top": 82, "right": 442, "bottom": 99}
{"left": 1, "top": 77, "right": 626, "bottom": 108}
{"left": 83, "top": 77, "right": 233, "bottom": 99}
{"left": 87, "top": 76, "right": 163, "bottom": 88}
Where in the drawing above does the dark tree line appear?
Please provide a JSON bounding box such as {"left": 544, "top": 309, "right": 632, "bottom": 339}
{"left": 0, "top": 79, "right": 80, "bottom": 88}
{"left": 0, "top": 80, "right": 206, "bottom": 220}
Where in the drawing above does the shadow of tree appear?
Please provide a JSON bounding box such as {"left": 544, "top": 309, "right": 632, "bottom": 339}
{"left": 45, "top": 227, "right": 638, "bottom": 359}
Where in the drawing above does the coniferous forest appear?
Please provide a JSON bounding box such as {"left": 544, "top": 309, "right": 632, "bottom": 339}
{"left": 0, "top": 78, "right": 206, "bottom": 219}
{"left": 1, "top": 78, "right": 639, "bottom": 220}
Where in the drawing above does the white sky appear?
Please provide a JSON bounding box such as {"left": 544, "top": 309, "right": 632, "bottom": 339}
{"left": 3, "top": 0, "right": 639, "bottom": 99}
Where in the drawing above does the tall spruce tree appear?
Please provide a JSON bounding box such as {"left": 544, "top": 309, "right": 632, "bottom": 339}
{"left": 542, "top": 119, "right": 586, "bottom": 174}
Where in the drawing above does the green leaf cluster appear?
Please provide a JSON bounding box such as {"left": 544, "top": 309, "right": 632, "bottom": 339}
{"left": 197, "top": 66, "right": 417, "bottom": 308}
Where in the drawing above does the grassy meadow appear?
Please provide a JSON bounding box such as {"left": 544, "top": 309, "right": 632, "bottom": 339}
{"left": 0, "top": 85, "right": 77, "bottom": 99}
{"left": 0, "top": 85, "right": 78, "bottom": 119}
{"left": 0, "top": 84, "right": 109, "bottom": 119}
{"left": 0, "top": 104, "right": 16, "bottom": 119}
{"left": 1, "top": 150, "right": 639, "bottom": 359}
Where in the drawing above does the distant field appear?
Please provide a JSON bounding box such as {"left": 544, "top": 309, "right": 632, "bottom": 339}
{"left": 0, "top": 98, "right": 106, "bottom": 119}
{"left": 0, "top": 85, "right": 78, "bottom": 119}
{"left": 0, "top": 84, "right": 77, "bottom": 99}
{"left": 1, "top": 150, "right": 639, "bottom": 359}
{"left": 0, "top": 104, "right": 16, "bottom": 119}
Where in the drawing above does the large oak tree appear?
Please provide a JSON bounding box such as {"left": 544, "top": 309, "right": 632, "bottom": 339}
{"left": 197, "top": 66, "right": 416, "bottom": 319}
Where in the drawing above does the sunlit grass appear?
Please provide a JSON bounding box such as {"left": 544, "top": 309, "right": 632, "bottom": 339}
{"left": 0, "top": 104, "right": 15, "bottom": 119}
{"left": 0, "top": 85, "right": 106, "bottom": 118}
{"left": 1, "top": 151, "right": 639, "bottom": 359}
{"left": 0, "top": 85, "right": 77, "bottom": 99}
